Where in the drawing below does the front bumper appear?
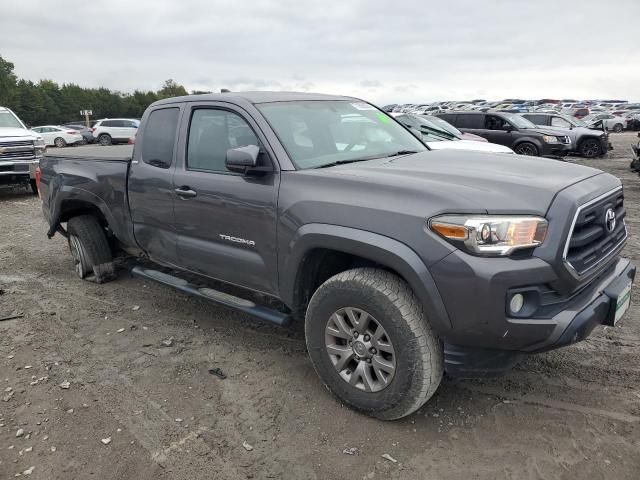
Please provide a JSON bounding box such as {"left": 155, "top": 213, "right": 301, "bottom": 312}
{"left": 541, "top": 142, "right": 571, "bottom": 157}
{"left": 432, "top": 253, "right": 635, "bottom": 377}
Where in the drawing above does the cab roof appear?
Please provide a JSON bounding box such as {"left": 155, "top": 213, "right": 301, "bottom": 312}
{"left": 152, "top": 91, "right": 359, "bottom": 107}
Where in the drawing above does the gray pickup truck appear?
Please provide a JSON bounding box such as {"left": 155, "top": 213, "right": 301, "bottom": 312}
{"left": 39, "top": 92, "right": 635, "bottom": 420}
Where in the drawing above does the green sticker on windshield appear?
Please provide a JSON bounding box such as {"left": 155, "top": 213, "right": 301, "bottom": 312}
{"left": 377, "top": 112, "right": 391, "bottom": 123}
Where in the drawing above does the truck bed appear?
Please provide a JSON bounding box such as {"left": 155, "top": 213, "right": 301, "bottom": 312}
{"left": 39, "top": 151, "right": 136, "bottom": 247}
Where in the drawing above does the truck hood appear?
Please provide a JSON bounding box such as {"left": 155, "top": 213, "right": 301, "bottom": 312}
{"left": 0, "top": 127, "right": 36, "bottom": 139}
{"left": 309, "top": 150, "right": 605, "bottom": 215}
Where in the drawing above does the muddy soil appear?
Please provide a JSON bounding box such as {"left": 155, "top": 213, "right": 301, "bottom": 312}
{"left": 1, "top": 133, "right": 639, "bottom": 479}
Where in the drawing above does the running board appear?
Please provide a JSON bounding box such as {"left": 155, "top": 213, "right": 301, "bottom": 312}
{"left": 130, "top": 266, "right": 291, "bottom": 327}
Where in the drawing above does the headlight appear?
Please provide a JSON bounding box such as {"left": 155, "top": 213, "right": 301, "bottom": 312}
{"left": 543, "top": 135, "right": 559, "bottom": 144}
{"left": 429, "top": 215, "right": 548, "bottom": 256}
{"left": 34, "top": 137, "right": 46, "bottom": 157}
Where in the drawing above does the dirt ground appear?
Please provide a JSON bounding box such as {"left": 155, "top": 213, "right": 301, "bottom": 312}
{"left": 1, "top": 133, "right": 640, "bottom": 480}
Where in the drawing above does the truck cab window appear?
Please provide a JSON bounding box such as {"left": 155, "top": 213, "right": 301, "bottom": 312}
{"left": 141, "top": 107, "right": 179, "bottom": 169}
{"left": 187, "top": 109, "right": 259, "bottom": 172}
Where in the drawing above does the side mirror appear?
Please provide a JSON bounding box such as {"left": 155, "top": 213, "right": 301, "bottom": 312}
{"left": 225, "top": 145, "right": 269, "bottom": 175}
{"left": 503, "top": 124, "right": 513, "bottom": 132}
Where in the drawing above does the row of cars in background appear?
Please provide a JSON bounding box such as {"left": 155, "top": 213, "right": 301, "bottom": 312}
{"left": 384, "top": 99, "right": 640, "bottom": 134}
{"left": 389, "top": 108, "right": 613, "bottom": 158}
{"left": 30, "top": 118, "right": 140, "bottom": 147}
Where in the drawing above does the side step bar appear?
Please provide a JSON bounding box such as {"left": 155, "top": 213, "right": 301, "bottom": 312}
{"left": 130, "top": 266, "right": 291, "bottom": 327}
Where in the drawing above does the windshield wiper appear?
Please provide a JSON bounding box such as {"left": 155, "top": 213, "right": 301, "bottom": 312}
{"left": 315, "top": 157, "right": 378, "bottom": 169}
{"left": 385, "top": 150, "right": 419, "bottom": 158}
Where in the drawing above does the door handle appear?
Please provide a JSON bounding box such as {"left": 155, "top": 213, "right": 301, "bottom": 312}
{"left": 175, "top": 186, "right": 198, "bottom": 198}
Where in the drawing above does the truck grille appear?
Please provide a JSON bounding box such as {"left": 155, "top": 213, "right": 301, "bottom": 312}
{"left": 0, "top": 140, "right": 36, "bottom": 160}
{"left": 564, "top": 188, "right": 626, "bottom": 275}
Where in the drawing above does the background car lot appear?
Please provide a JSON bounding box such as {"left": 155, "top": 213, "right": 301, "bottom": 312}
{"left": 1, "top": 133, "right": 639, "bottom": 480}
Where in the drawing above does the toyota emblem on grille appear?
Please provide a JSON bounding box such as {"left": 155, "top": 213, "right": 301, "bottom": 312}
{"left": 604, "top": 208, "right": 616, "bottom": 233}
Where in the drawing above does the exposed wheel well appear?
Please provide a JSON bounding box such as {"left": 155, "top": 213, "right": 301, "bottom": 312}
{"left": 59, "top": 200, "right": 107, "bottom": 226}
{"left": 292, "top": 248, "right": 404, "bottom": 319}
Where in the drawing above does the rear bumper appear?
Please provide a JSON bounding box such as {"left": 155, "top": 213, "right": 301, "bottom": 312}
{"left": 444, "top": 259, "right": 635, "bottom": 377}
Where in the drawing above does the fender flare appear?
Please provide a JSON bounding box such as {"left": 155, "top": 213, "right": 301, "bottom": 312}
{"left": 47, "top": 183, "right": 118, "bottom": 238}
{"left": 279, "top": 223, "right": 452, "bottom": 334}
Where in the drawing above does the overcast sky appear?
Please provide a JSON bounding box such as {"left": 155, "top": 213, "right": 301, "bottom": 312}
{"left": 2, "top": 0, "right": 639, "bottom": 104}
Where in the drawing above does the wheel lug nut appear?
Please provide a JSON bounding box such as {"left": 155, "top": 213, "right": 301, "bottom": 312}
{"left": 364, "top": 334, "right": 370, "bottom": 341}
{"left": 353, "top": 332, "right": 359, "bottom": 338}
{"left": 370, "top": 347, "right": 377, "bottom": 354}
{"left": 366, "top": 358, "right": 371, "bottom": 363}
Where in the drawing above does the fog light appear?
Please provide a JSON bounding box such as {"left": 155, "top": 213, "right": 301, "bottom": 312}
{"left": 509, "top": 293, "right": 524, "bottom": 314}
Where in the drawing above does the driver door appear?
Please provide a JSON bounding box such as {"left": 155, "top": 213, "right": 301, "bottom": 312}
{"left": 171, "top": 104, "right": 280, "bottom": 295}
{"left": 483, "top": 115, "right": 513, "bottom": 145}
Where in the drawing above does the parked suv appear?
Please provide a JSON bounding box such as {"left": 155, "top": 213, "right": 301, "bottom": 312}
{"left": 522, "top": 113, "right": 610, "bottom": 158}
{"left": 437, "top": 111, "right": 571, "bottom": 157}
{"left": 92, "top": 118, "right": 139, "bottom": 145}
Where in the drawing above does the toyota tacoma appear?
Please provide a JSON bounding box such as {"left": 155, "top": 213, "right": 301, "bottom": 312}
{"left": 38, "top": 92, "right": 635, "bottom": 420}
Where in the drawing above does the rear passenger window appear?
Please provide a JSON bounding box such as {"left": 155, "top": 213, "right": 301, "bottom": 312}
{"left": 456, "top": 114, "right": 484, "bottom": 129}
{"left": 187, "top": 109, "right": 259, "bottom": 173}
{"left": 141, "top": 108, "right": 180, "bottom": 169}
{"left": 102, "top": 120, "right": 116, "bottom": 127}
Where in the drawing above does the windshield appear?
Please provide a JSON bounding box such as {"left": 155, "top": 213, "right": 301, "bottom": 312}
{"left": 421, "top": 115, "right": 463, "bottom": 137}
{"left": 257, "top": 100, "right": 426, "bottom": 169}
{"left": 398, "top": 114, "right": 458, "bottom": 142}
{"left": 0, "top": 110, "right": 25, "bottom": 129}
{"left": 500, "top": 113, "right": 536, "bottom": 129}
{"left": 567, "top": 115, "right": 586, "bottom": 127}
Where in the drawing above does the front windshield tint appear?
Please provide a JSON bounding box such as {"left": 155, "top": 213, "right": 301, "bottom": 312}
{"left": 501, "top": 113, "right": 536, "bottom": 129}
{"left": 257, "top": 100, "right": 426, "bottom": 169}
{"left": 0, "top": 111, "right": 24, "bottom": 129}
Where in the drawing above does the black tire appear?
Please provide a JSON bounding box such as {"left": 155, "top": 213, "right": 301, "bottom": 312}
{"left": 67, "top": 215, "right": 113, "bottom": 280}
{"left": 578, "top": 138, "right": 602, "bottom": 158}
{"left": 98, "top": 134, "right": 112, "bottom": 146}
{"left": 514, "top": 142, "right": 539, "bottom": 156}
{"left": 305, "top": 268, "right": 443, "bottom": 420}
{"left": 613, "top": 123, "right": 624, "bottom": 133}
{"left": 29, "top": 179, "right": 38, "bottom": 195}
{"left": 54, "top": 137, "right": 66, "bottom": 148}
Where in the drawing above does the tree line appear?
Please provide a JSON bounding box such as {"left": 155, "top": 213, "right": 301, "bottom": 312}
{"left": 0, "top": 55, "right": 208, "bottom": 126}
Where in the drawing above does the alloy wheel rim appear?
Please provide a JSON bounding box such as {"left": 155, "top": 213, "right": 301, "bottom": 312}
{"left": 324, "top": 307, "right": 396, "bottom": 392}
{"left": 582, "top": 141, "right": 599, "bottom": 157}
{"left": 69, "top": 235, "right": 85, "bottom": 277}
{"left": 517, "top": 145, "right": 535, "bottom": 156}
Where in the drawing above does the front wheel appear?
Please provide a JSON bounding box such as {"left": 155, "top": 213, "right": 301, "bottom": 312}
{"left": 305, "top": 268, "right": 443, "bottom": 420}
{"left": 54, "top": 137, "right": 66, "bottom": 148}
{"left": 613, "top": 123, "right": 624, "bottom": 133}
{"left": 514, "top": 142, "right": 539, "bottom": 156}
{"left": 579, "top": 138, "right": 602, "bottom": 158}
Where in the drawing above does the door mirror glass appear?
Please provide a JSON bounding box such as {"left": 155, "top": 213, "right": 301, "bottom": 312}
{"left": 226, "top": 145, "right": 260, "bottom": 174}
